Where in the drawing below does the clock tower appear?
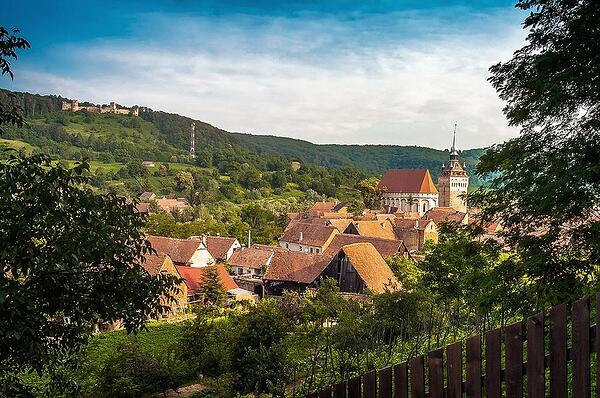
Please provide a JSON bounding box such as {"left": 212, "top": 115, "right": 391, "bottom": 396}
{"left": 438, "top": 126, "right": 469, "bottom": 212}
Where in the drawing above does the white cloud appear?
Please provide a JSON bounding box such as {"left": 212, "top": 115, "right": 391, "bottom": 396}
{"left": 12, "top": 9, "right": 526, "bottom": 149}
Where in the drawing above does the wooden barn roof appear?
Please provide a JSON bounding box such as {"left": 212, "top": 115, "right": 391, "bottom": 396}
{"left": 341, "top": 243, "right": 400, "bottom": 293}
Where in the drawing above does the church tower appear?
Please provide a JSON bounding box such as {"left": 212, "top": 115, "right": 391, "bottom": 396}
{"left": 438, "top": 125, "right": 469, "bottom": 212}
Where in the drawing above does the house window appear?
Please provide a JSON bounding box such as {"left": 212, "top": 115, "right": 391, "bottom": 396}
{"left": 310, "top": 248, "right": 314, "bottom": 254}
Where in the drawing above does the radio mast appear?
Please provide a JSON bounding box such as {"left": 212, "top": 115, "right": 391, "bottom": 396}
{"left": 190, "top": 122, "right": 196, "bottom": 158}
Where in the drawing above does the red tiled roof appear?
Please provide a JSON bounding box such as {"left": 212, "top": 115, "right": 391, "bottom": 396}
{"left": 228, "top": 247, "right": 273, "bottom": 270}
{"left": 309, "top": 201, "right": 337, "bottom": 212}
{"left": 422, "top": 207, "right": 467, "bottom": 223}
{"left": 323, "top": 233, "right": 404, "bottom": 259}
{"left": 175, "top": 265, "right": 238, "bottom": 294}
{"left": 263, "top": 251, "right": 330, "bottom": 284}
{"left": 140, "top": 251, "right": 169, "bottom": 275}
{"left": 205, "top": 236, "right": 238, "bottom": 261}
{"left": 378, "top": 169, "right": 438, "bottom": 194}
{"left": 280, "top": 222, "right": 338, "bottom": 247}
{"left": 135, "top": 203, "right": 152, "bottom": 213}
{"left": 146, "top": 235, "right": 201, "bottom": 265}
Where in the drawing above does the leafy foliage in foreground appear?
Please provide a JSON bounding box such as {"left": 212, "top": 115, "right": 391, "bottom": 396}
{"left": 472, "top": 0, "right": 600, "bottom": 309}
{"left": 0, "top": 155, "right": 179, "bottom": 394}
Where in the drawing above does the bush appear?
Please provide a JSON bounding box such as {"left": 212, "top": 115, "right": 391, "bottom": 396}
{"left": 98, "top": 341, "right": 183, "bottom": 398}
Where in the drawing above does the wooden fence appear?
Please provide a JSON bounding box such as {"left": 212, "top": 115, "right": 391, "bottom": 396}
{"left": 307, "top": 293, "right": 600, "bottom": 398}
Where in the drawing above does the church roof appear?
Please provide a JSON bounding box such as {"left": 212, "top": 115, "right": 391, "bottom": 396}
{"left": 378, "top": 169, "right": 438, "bottom": 194}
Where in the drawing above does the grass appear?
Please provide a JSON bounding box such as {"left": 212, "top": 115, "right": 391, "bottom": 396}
{"left": 0, "top": 137, "right": 37, "bottom": 153}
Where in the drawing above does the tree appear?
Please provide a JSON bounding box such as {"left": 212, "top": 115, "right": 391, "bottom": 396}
{"left": 356, "top": 177, "right": 381, "bottom": 209}
{"left": 471, "top": 0, "right": 600, "bottom": 308}
{"left": 199, "top": 266, "right": 226, "bottom": 306}
{"left": 175, "top": 170, "right": 194, "bottom": 192}
{"left": 0, "top": 27, "right": 30, "bottom": 135}
{"left": 0, "top": 154, "right": 179, "bottom": 393}
{"left": 418, "top": 223, "right": 524, "bottom": 325}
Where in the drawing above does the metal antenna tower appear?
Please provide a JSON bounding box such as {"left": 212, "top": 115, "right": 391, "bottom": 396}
{"left": 190, "top": 122, "right": 196, "bottom": 158}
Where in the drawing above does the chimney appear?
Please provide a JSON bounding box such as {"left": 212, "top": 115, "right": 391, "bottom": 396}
{"left": 299, "top": 232, "right": 303, "bottom": 241}
{"left": 202, "top": 235, "right": 207, "bottom": 246}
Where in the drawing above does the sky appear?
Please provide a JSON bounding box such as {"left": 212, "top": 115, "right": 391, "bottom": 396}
{"left": 3, "top": 1, "right": 527, "bottom": 149}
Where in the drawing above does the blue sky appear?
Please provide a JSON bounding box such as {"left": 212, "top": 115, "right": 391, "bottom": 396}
{"left": 3, "top": 1, "right": 526, "bottom": 148}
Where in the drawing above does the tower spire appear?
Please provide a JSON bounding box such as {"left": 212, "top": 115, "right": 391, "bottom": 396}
{"left": 450, "top": 123, "right": 458, "bottom": 156}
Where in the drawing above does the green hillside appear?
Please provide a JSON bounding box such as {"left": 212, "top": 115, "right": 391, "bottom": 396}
{"left": 0, "top": 89, "right": 486, "bottom": 185}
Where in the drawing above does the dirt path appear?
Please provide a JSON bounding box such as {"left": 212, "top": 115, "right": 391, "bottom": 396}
{"left": 153, "top": 383, "right": 207, "bottom": 397}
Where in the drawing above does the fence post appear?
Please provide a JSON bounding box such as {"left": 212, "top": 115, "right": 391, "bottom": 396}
{"left": 378, "top": 366, "right": 392, "bottom": 398}
{"left": 427, "top": 348, "right": 444, "bottom": 398}
{"left": 550, "top": 304, "right": 567, "bottom": 398}
{"left": 465, "top": 334, "right": 481, "bottom": 398}
{"left": 485, "top": 327, "right": 502, "bottom": 398}
{"left": 527, "top": 312, "right": 545, "bottom": 398}
{"left": 409, "top": 355, "right": 425, "bottom": 398}
{"left": 333, "top": 381, "right": 347, "bottom": 398}
{"left": 363, "top": 370, "right": 376, "bottom": 398}
{"left": 447, "top": 341, "right": 462, "bottom": 398}
{"left": 348, "top": 375, "right": 361, "bottom": 398}
{"left": 572, "top": 297, "right": 590, "bottom": 398}
{"left": 393, "top": 362, "right": 408, "bottom": 398}
{"left": 505, "top": 321, "right": 524, "bottom": 398}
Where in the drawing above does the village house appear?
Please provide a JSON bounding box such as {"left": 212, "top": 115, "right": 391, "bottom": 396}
{"left": 422, "top": 207, "right": 469, "bottom": 225}
{"left": 322, "top": 233, "right": 407, "bottom": 260}
{"left": 378, "top": 169, "right": 439, "bottom": 215}
{"left": 321, "top": 243, "right": 400, "bottom": 294}
{"left": 204, "top": 236, "right": 241, "bottom": 262}
{"left": 307, "top": 201, "right": 352, "bottom": 218}
{"left": 139, "top": 191, "right": 156, "bottom": 202}
{"left": 263, "top": 251, "right": 330, "bottom": 296}
{"left": 279, "top": 221, "right": 340, "bottom": 254}
{"left": 394, "top": 218, "right": 438, "bottom": 252}
{"left": 228, "top": 246, "right": 274, "bottom": 277}
{"left": 140, "top": 252, "right": 188, "bottom": 316}
{"left": 136, "top": 195, "right": 189, "bottom": 214}
{"left": 263, "top": 243, "right": 400, "bottom": 296}
{"left": 146, "top": 235, "right": 215, "bottom": 267}
{"left": 343, "top": 219, "right": 398, "bottom": 241}
{"left": 175, "top": 265, "right": 255, "bottom": 303}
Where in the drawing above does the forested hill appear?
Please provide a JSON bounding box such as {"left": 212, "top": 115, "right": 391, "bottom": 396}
{"left": 1, "top": 89, "right": 486, "bottom": 183}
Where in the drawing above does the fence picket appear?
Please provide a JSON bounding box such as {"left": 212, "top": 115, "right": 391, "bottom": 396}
{"left": 466, "top": 334, "right": 481, "bottom": 398}
{"left": 597, "top": 293, "right": 600, "bottom": 398}
{"left": 409, "top": 355, "right": 425, "bottom": 398}
{"left": 333, "top": 381, "right": 347, "bottom": 398}
{"left": 527, "top": 312, "right": 545, "bottom": 398}
{"left": 348, "top": 375, "right": 361, "bottom": 398}
{"left": 378, "top": 366, "right": 392, "bottom": 398}
{"left": 573, "top": 297, "right": 591, "bottom": 398}
{"left": 308, "top": 295, "right": 600, "bottom": 398}
{"left": 319, "top": 386, "right": 332, "bottom": 398}
{"left": 505, "top": 321, "right": 523, "bottom": 398}
{"left": 393, "top": 362, "right": 408, "bottom": 398}
{"left": 485, "top": 327, "right": 502, "bottom": 398}
{"left": 363, "top": 370, "right": 376, "bottom": 398}
{"left": 427, "top": 348, "right": 443, "bottom": 398}
{"left": 550, "top": 304, "right": 567, "bottom": 398}
{"left": 447, "top": 341, "right": 462, "bottom": 398}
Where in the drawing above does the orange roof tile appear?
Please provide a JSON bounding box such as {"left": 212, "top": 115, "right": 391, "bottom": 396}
{"left": 175, "top": 265, "right": 238, "bottom": 294}
{"left": 378, "top": 169, "right": 438, "bottom": 194}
